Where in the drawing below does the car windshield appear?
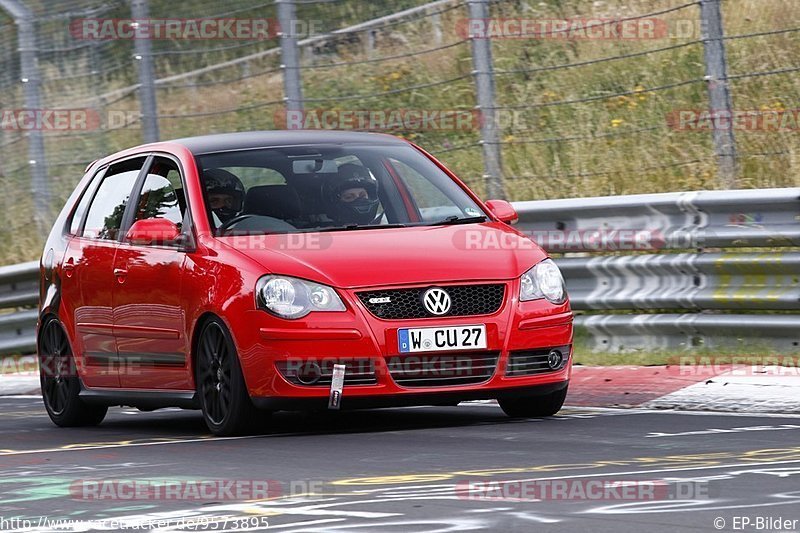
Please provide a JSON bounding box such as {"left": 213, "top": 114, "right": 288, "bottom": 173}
{"left": 196, "top": 143, "right": 487, "bottom": 235}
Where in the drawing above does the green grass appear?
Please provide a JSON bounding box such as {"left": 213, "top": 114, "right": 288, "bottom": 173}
{"left": 572, "top": 330, "right": 800, "bottom": 365}
{"left": 572, "top": 349, "right": 800, "bottom": 366}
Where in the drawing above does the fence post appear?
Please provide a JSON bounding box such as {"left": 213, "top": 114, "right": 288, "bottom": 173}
{"left": 430, "top": 11, "right": 443, "bottom": 46}
{"left": 467, "top": 0, "right": 506, "bottom": 199}
{"left": 364, "top": 29, "right": 376, "bottom": 59}
{"left": 88, "top": 39, "right": 110, "bottom": 156}
{"left": 131, "top": 0, "right": 160, "bottom": 143}
{"left": 700, "top": 0, "right": 737, "bottom": 188}
{"left": 0, "top": 0, "right": 50, "bottom": 235}
{"left": 277, "top": 0, "right": 304, "bottom": 115}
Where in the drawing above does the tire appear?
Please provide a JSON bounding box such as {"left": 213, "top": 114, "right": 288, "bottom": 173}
{"left": 39, "top": 318, "right": 108, "bottom": 427}
{"left": 498, "top": 386, "right": 568, "bottom": 418}
{"left": 195, "top": 317, "right": 260, "bottom": 436}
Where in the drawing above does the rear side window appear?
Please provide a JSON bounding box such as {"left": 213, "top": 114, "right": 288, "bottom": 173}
{"left": 82, "top": 157, "right": 146, "bottom": 240}
{"left": 133, "top": 157, "right": 186, "bottom": 230}
{"left": 68, "top": 170, "right": 104, "bottom": 235}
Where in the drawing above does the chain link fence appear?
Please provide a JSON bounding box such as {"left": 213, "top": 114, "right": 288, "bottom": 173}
{"left": 1, "top": 0, "right": 799, "bottom": 264}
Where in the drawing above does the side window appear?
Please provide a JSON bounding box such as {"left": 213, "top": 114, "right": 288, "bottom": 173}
{"left": 388, "top": 158, "right": 463, "bottom": 221}
{"left": 133, "top": 157, "right": 186, "bottom": 230}
{"left": 82, "top": 157, "right": 146, "bottom": 240}
{"left": 69, "top": 169, "right": 104, "bottom": 235}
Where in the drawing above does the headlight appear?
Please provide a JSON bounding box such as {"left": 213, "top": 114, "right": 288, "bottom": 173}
{"left": 519, "top": 259, "right": 567, "bottom": 304}
{"left": 256, "top": 275, "right": 346, "bottom": 319}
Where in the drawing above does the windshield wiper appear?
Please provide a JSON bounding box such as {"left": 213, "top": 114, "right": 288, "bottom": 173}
{"left": 427, "top": 215, "right": 488, "bottom": 226}
{"left": 310, "top": 223, "right": 408, "bottom": 233}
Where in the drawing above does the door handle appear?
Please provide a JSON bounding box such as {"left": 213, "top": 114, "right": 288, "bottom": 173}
{"left": 114, "top": 268, "right": 128, "bottom": 283}
{"left": 63, "top": 259, "right": 76, "bottom": 278}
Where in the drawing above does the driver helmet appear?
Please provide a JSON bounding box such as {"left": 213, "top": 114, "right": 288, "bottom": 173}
{"left": 204, "top": 168, "right": 244, "bottom": 224}
{"left": 323, "top": 163, "right": 379, "bottom": 225}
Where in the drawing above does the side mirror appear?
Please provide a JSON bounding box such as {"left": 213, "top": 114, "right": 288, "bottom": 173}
{"left": 485, "top": 199, "right": 518, "bottom": 225}
{"left": 126, "top": 218, "right": 181, "bottom": 246}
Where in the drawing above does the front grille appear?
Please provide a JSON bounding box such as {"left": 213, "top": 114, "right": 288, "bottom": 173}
{"left": 276, "top": 359, "right": 378, "bottom": 386}
{"left": 357, "top": 284, "right": 505, "bottom": 320}
{"left": 505, "top": 346, "right": 571, "bottom": 377}
{"left": 386, "top": 351, "right": 499, "bottom": 387}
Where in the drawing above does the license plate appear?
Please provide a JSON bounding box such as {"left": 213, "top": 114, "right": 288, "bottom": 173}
{"left": 398, "top": 325, "right": 487, "bottom": 353}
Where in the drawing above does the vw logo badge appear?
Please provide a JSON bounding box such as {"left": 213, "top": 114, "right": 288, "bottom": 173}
{"left": 423, "top": 287, "right": 452, "bottom": 316}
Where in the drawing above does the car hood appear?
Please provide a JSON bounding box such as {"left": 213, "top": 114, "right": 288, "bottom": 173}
{"left": 216, "top": 222, "right": 547, "bottom": 289}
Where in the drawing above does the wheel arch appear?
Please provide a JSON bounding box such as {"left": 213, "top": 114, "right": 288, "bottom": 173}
{"left": 190, "top": 311, "right": 243, "bottom": 389}
{"left": 190, "top": 312, "right": 217, "bottom": 386}
{"left": 37, "top": 312, "right": 62, "bottom": 355}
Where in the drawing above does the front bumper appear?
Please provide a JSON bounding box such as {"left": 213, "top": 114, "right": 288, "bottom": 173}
{"left": 234, "top": 279, "right": 573, "bottom": 404}
{"left": 252, "top": 380, "right": 568, "bottom": 411}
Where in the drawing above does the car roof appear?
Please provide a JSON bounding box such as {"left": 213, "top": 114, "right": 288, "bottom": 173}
{"left": 170, "top": 130, "right": 407, "bottom": 155}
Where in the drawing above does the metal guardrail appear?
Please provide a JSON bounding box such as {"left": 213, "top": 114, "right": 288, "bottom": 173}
{"left": 573, "top": 314, "right": 800, "bottom": 353}
{"left": 0, "top": 188, "right": 798, "bottom": 356}
{"left": 515, "top": 187, "right": 800, "bottom": 353}
{"left": 0, "top": 261, "right": 38, "bottom": 355}
{"left": 560, "top": 253, "right": 800, "bottom": 311}
{"left": 515, "top": 188, "right": 800, "bottom": 250}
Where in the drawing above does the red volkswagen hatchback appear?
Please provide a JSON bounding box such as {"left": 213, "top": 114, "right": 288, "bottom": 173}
{"left": 38, "top": 131, "right": 573, "bottom": 435}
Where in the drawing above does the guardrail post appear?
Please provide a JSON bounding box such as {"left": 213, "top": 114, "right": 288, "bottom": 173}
{"left": 467, "top": 0, "right": 506, "bottom": 199}
{"left": 0, "top": 0, "right": 51, "bottom": 236}
{"left": 131, "top": 0, "right": 160, "bottom": 143}
{"left": 277, "top": 0, "right": 304, "bottom": 114}
{"left": 700, "top": 0, "right": 737, "bottom": 188}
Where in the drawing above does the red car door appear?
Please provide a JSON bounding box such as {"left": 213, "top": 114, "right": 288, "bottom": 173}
{"left": 113, "top": 156, "right": 192, "bottom": 390}
{"left": 62, "top": 157, "right": 147, "bottom": 388}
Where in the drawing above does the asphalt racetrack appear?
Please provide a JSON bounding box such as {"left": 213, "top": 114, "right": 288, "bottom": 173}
{"left": 0, "top": 397, "right": 799, "bottom": 532}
